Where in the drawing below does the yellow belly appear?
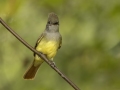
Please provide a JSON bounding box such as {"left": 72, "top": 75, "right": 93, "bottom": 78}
{"left": 36, "top": 40, "right": 59, "bottom": 60}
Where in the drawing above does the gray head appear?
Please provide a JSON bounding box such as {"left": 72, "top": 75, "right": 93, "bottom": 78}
{"left": 48, "top": 12, "right": 59, "bottom": 25}
{"left": 46, "top": 12, "right": 59, "bottom": 32}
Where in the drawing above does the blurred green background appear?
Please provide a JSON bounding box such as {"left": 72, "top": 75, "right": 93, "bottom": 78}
{"left": 0, "top": 0, "right": 120, "bottom": 90}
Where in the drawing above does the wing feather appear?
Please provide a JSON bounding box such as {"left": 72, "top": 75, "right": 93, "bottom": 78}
{"left": 58, "top": 36, "right": 62, "bottom": 49}
{"left": 34, "top": 33, "right": 44, "bottom": 56}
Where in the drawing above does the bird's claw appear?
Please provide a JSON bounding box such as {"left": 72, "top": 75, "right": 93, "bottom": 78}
{"left": 49, "top": 60, "right": 56, "bottom": 67}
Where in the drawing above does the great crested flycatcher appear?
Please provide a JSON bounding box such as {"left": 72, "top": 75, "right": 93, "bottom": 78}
{"left": 23, "top": 12, "right": 62, "bottom": 79}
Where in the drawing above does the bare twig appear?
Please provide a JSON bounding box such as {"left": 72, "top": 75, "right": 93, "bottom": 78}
{"left": 0, "top": 17, "right": 80, "bottom": 90}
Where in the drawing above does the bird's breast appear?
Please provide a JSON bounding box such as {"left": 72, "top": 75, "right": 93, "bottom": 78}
{"left": 36, "top": 39, "right": 59, "bottom": 59}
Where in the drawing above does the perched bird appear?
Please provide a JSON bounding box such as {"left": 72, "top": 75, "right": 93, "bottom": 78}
{"left": 23, "top": 12, "right": 62, "bottom": 79}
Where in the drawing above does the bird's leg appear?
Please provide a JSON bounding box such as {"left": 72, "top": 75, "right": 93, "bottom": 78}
{"left": 42, "top": 54, "right": 56, "bottom": 67}
{"left": 49, "top": 59, "right": 56, "bottom": 67}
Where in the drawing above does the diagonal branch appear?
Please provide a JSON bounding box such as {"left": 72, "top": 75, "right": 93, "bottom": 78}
{"left": 0, "top": 17, "right": 80, "bottom": 90}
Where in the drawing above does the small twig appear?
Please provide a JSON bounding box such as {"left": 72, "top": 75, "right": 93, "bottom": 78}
{"left": 0, "top": 17, "right": 80, "bottom": 90}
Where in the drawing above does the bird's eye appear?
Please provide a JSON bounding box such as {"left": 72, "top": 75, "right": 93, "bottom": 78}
{"left": 53, "top": 22, "right": 59, "bottom": 25}
{"left": 48, "top": 21, "right": 50, "bottom": 24}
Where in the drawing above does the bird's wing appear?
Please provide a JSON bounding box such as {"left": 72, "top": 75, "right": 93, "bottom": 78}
{"left": 58, "top": 36, "right": 62, "bottom": 49}
{"left": 34, "top": 33, "right": 44, "bottom": 56}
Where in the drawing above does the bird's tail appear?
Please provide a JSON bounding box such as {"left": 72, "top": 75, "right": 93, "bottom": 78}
{"left": 23, "top": 62, "right": 42, "bottom": 79}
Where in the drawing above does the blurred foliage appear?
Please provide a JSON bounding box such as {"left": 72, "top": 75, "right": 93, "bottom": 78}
{"left": 0, "top": 0, "right": 120, "bottom": 90}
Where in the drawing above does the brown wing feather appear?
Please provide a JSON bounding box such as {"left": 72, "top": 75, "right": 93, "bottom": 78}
{"left": 58, "top": 36, "right": 62, "bottom": 49}
{"left": 34, "top": 33, "right": 44, "bottom": 56}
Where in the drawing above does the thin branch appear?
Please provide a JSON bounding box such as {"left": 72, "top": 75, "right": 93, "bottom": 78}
{"left": 0, "top": 17, "right": 80, "bottom": 90}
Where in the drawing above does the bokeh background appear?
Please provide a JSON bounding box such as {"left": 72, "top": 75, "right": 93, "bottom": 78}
{"left": 0, "top": 0, "right": 120, "bottom": 90}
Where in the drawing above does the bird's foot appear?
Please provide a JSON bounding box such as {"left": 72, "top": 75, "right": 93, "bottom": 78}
{"left": 49, "top": 60, "right": 56, "bottom": 67}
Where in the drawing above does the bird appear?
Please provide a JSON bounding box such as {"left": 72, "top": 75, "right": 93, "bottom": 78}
{"left": 23, "top": 12, "right": 62, "bottom": 79}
